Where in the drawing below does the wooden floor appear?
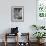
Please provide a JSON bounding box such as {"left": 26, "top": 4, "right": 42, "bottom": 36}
{"left": 0, "top": 42, "right": 46, "bottom": 46}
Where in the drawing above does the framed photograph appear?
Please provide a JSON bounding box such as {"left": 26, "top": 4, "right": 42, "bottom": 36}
{"left": 11, "top": 6, "right": 24, "bottom": 22}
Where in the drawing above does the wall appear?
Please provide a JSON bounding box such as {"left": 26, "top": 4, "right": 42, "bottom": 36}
{"left": 0, "top": 0, "right": 36, "bottom": 42}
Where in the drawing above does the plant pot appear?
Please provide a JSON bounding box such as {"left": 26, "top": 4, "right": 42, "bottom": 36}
{"left": 37, "top": 39, "right": 45, "bottom": 44}
{"left": 40, "top": 38, "right": 45, "bottom": 43}
{"left": 37, "top": 39, "right": 40, "bottom": 43}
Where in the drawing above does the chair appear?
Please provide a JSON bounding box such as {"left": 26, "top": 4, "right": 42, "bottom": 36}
{"left": 4, "top": 27, "right": 19, "bottom": 46}
{"left": 4, "top": 33, "right": 18, "bottom": 46}
{"left": 18, "top": 33, "right": 30, "bottom": 46}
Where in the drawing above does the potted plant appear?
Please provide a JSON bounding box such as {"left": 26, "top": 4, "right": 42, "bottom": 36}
{"left": 33, "top": 32, "right": 46, "bottom": 43}
{"left": 32, "top": 24, "right": 45, "bottom": 30}
{"left": 32, "top": 25, "right": 40, "bottom": 30}
{"left": 40, "top": 26, "right": 45, "bottom": 29}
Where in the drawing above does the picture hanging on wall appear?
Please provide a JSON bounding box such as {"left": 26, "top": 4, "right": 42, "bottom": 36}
{"left": 11, "top": 6, "right": 24, "bottom": 22}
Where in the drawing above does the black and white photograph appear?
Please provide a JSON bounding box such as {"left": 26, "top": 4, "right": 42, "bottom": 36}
{"left": 11, "top": 6, "right": 24, "bottom": 22}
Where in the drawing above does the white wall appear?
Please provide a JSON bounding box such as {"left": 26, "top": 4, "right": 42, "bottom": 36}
{"left": 0, "top": 0, "right": 36, "bottom": 42}
{"left": 0, "top": 0, "right": 36, "bottom": 34}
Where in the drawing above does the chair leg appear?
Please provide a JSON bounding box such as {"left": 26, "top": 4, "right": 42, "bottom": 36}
{"left": 5, "top": 41, "right": 7, "bottom": 46}
{"left": 4, "top": 33, "right": 7, "bottom": 46}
